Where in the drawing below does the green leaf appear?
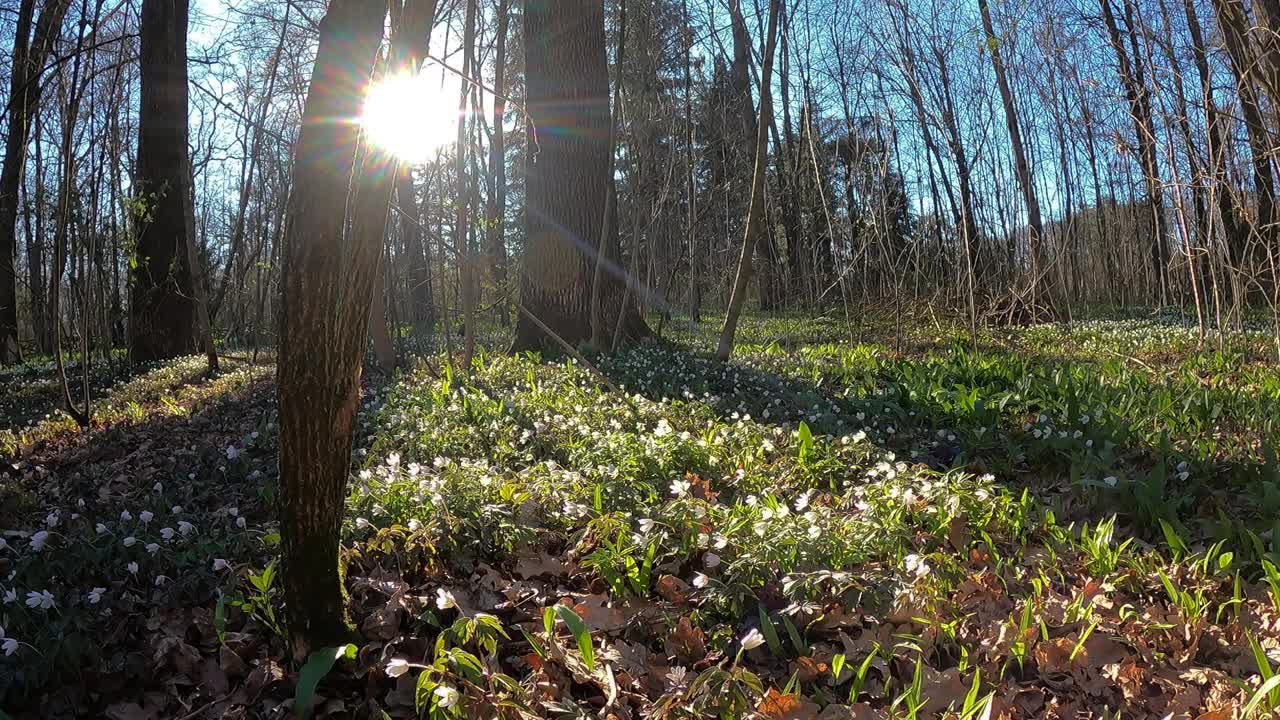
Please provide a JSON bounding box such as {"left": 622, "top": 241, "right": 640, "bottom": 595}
{"left": 556, "top": 604, "right": 595, "bottom": 672}
{"left": 213, "top": 595, "right": 227, "bottom": 646}
{"left": 830, "top": 653, "right": 846, "bottom": 683}
{"left": 1244, "top": 674, "right": 1280, "bottom": 716}
{"left": 295, "top": 644, "right": 356, "bottom": 720}
{"left": 757, "top": 606, "right": 783, "bottom": 656}
{"left": 415, "top": 670, "right": 438, "bottom": 714}
{"left": 797, "top": 421, "right": 814, "bottom": 464}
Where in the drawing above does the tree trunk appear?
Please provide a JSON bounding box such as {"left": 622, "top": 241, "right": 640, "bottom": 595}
{"left": 512, "top": 0, "right": 647, "bottom": 352}
{"left": 486, "top": 0, "right": 510, "bottom": 324}
{"left": 277, "top": 0, "right": 387, "bottom": 656}
{"left": 130, "top": 0, "right": 202, "bottom": 363}
{"left": 1100, "top": 0, "right": 1169, "bottom": 302}
{"left": 0, "top": 0, "right": 72, "bottom": 363}
{"left": 716, "top": 0, "right": 781, "bottom": 362}
{"left": 978, "top": 0, "right": 1049, "bottom": 305}
{"left": 1212, "top": 0, "right": 1278, "bottom": 268}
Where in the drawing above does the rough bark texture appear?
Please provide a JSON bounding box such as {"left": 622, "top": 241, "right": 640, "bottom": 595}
{"left": 130, "top": 0, "right": 200, "bottom": 363}
{"left": 1, "top": 0, "right": 71, "bottom": 363}
{"left": 277, "top": 0, "right": 386, "bottom": 656}
{"left": 716, "top": 0, "right": 781, "bottom": 362}
{"left": 512, "top": 0, "right": 648, "bottom": 352}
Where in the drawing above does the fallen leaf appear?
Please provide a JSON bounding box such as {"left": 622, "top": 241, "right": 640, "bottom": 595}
{"left": 665, "top": 616, "right": 706, "bottom": 665}
{"left": 655, "top": 574, "right": 691, "bottom": 604}
{"left": 757, "top": 688, "right": 820, "bottom": 719}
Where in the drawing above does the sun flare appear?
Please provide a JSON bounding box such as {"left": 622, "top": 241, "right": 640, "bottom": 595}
{"left": 361, "top": 71, "right": 458, "bottom": 164}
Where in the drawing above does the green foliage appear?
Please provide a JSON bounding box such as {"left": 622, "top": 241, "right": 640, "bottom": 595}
{"left": 295, "top": 644, "right": 356, "bottom": 720}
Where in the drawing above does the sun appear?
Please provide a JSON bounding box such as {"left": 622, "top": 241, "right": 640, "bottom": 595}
{"left": 361, "top": 71, "right": 458, "bottom": 164}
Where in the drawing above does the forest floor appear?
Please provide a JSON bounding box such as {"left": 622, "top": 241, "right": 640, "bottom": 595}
{"left": 3, "top": 310, "right": 1280, "bottom": 719}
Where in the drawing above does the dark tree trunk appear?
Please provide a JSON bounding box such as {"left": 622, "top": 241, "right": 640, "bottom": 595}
{"left": 277, "top": 0, "right": 387, "bottom": 656}
{"left": 512, "top": 0, "right": 647, "bottom": 352}
{"left": 1, "top": 0, "right": 71, "bottom": 363}
{"left": 487, "top": 0, "right": 511, "bottom": 320}
{"left": 130, "top": 0, "right": 201, "bottom": 363}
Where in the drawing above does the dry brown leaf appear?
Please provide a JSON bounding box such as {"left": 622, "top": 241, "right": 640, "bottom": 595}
{"left": 104, "top": 703, "right": 159, "bottom": 720}
{"left": 919, "top": 666, "right": 968, "bottom": 715}
{"left": 665, "top": 616, "right": 706, "bottom": 665}
{"left": 757, "top": 688, "right": 820, "bottom": 720}
{"left": 655, "top": 574, "right": 691, "bottom": 604}
{"left": 791, "top": 656, "right": 827, "bottom": 683}
{"left": 514, "top": 553, "right": 570, "bottom": 579}
{"left": 817, "top": 704, "right": 885, "bottom": 720}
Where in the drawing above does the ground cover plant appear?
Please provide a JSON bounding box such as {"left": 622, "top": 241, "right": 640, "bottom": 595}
{"left": 2, "top": 313, "right": 1280, "bottom": 719}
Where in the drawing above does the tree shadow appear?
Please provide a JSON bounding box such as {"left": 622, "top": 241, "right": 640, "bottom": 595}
{"left": 595, "top": 342, "right": 1280, "bottom": 551}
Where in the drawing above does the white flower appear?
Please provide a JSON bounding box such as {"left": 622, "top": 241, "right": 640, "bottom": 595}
{"left": 433, "top": 685, "right": 459, "bottom": 708}
{"left": 45, "top": 512, "right": 60, "bottom": 528}
{"left": 127, "top": 561, "right": 139, "bottom": 575}
{"left": 171, "top": 506, "right": 183, "bottom": 514}
{"left": 807, "top": 525, "right": 821, "bottom": 540}
{"left": 3, "top": 588, "right": 16, "bottom": 604}
{"left": 740, "top": 628, "right": 766, "bottom": 651}
{"left": 227, "top": 507, "right": 239, "bottom": 517}
{"left": 385, "top": 658, "right": 411, "bottom": 677}
{"left": 1, "top": 636, "right": 16, "bottom": 656}
{"left": 387, "top": 452, "right": 401, "bottom": 467}
{"left": 87, "top": 587, "right": 106, "bottom": 604}
{"left": 355, "top": 517, "right": 370, "bottom": 530}
{"left": 95, "top": 523, "right": 108, "bottom": 535}
{"left": 795, "top": 493, "right": 811, "bottom": 512}
{"left": 407, "top": 518, "right": 422, "bottom": 532}
{"left": 29, "top": 530, "right": 49, "bottom": 552}
{"left": 225, "top": 446, "right": 240, "bottom": 460}
{"left": 153, "top": 482, "right": 163, "bottom": 493}
{"left": 25, "top": 589, "right": 55, "bottom": 610}
{"left": 154, "top": 575, "right": 169, "bottom": 587}
{"left": 212, "top": 558, "right": 229, "bottom": 572}
{"left": 139, "top": 510, "right": 154, "bottom": 525}
{"left": 0, "top": 538, "right": 7, "bottom": 551}
{"left": 160, "top": 527, "right": 175, "bottom": 540}
{"left": 692, "top": 573, "right": 710, "bottom": 588}
{"left": 236, "top": 516, "right": 247, "bottom": 529}
{"left": 703, "top": 552, "right": 721, "bottom": 568}
{"left": 145, "top": 543, "right": 160, "bottom": 555}
{"left": 436, "top": 588, "right": 457, "bottom": 610}
{"left": 120, "top": 510, "right": 132, "bottom": 522}
{"left": 904, "top": 554, "right": 931, "bottom": 579}
{"left": 670, "top": 478, "right": 690, "bottom": 497}
{"left": 122, "top": 536, "right": 137, "bottom": 547}
{"left": 178, "top": 521, "right": 195, "bottom": 536}
{"left": 1102, "top": 476, "right": 1118, "bottom": 487}
{"left": 665, "top": 666, "right": 688, "bottom": 687}
{"left": 638, "top": 518, "right": 654, "bottom": 534}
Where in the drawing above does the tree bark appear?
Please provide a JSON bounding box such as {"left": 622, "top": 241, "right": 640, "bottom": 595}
{"left": 130, "top": 0, "right": 203, "bottom": 363}
{"left": 1212, "top": 0, "right": 1278, "bottom": 267}
{"left": 486, "top": 0, "right": 511, "bottom": 323}
{"left": 978, "top": 0, "right": 1049, "bottom": 304}
{"left": 0, "top": 0, "right": 72, "bottom": 363}
{"left": 1100, "top": 0, "right": 1169, "bottom": 302}
{"left": 512, "top": 0, "right": 647, "bottom": 352}
{"left": 277, "top": 0, "right": 387, "bottom": 656}
{"left": 716, "top": 0, "right": 781, "bottom": 362}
